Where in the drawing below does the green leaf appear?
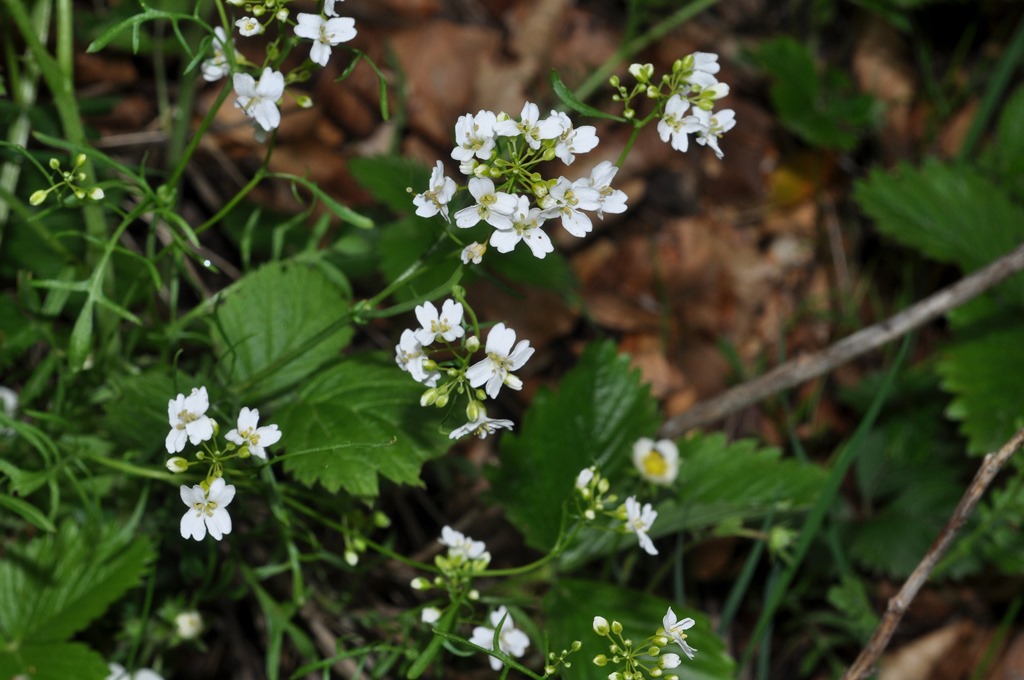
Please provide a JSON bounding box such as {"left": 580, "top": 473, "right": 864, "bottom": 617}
{"left": 377, "top": 216, "right": 461, "bottom": 303}
{"left": 212, "top": 262, "right": 354, "bottom": 402}
{"left": 279, "top": 353, "right": 447, "bottom": 497}
{"left": 550, "top": 70, "right": 628, "bottom": 122}
{"left": 0, "top": 494, "right": 56, "bottom": 533}
{"left": 545, "top": 579, "right": 735, "bottom": 680}
{"left": 0, "top": 641, "right": 108, "bottom": 680}
{"left": 855, "top": 160, "right": 1024, "bottom": 305}
{"left": 491, "top": 341, "right": 661, "bottom": 551}
{"left": 983, "top": 84, "right": 1024, "bottom": 202}
{"left": 271, "top": 174, "right": 374, "bottom": 229}
{"left": 349, "top": 156, "right": 432, "bottom": 214}
{"left": 0, "top": 522, "right": 153, "bottom": 643}
{"left": 102, "top": 370, "right": 179, "bottom": 452}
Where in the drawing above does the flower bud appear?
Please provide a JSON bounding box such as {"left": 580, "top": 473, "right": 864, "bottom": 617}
{"left": 608, "top": 673, "right": 623, "bottom": 680}
{"left": 474, "top": 389, "right": 486, "bottom": 401}
{"left": 75, "top": 153, "right": 86, "bottom": 167}
{"left": 29, "top": 190, "right": 48, "bottom": 206}
{"left": 593, "top": 616, "right": 610, "bottom": 636}
{"left": 252, "top": 4, "right": 265, "bottom": 16}
{"left": 611, "top": 620, "right": 622, "bottom": 635}
{"left": 295, "top": 94, "right": 313, "bottom": 108}
{"left": 344, "top": 550, "right": 359, "bottom": 566}
{"left": 74, "top": 190, "right": 86, "bottom": 200}
{"left": 276, "top": 8, "right": 289, "bottom": 20}
{"left": 166, "top": 457, "right": 189, "bottom": 473}
{"left": 541, "top": 146, "right": 557, "bottom": 162}
{"left": 48, "top": 158, "right": 60, "bottom": 170}
{"left": 609, "top": 75, "right": 620, "bottom": 87}
{"left": 571, "top": 641, "right": 582, "bottom": 651}
{"left": 465, "top": 335, "right": 480, "bottom": 352}
{"left": 410, "top": 577, "right": 431, "bottom": 590}
{"left": 420, "top": 388, "right": 438, "bottom": 407}
{"left": 466, "top": 400, "right": 482, "bottom": 422}
{"left": 88, "top": 187, "right": 105, "bottom": 200}
{"left": 468, "top": 589, "right": 480, "bottom": 601}
{"left": 545, "top": 665, "right": 556, "bottom": 676}
{"left": 373, "top": 511, "right": 391, "bottom": 528}
{"left": 659, "top": 653, "right": 681, "bottom": 669}
{"left": 421, "top": 606, "right": 441, "bottom": 624}
{"left": 174, "top": 610, "right": 203, "bottom": 639}
{"left": 434, "top": 393, "right": 449, "bottom": 408}
{"left": 593, "top": 655, "right": 607, "bottom": 666}
{"left": 650, "top": 670, "right": 662, "bottom": 678}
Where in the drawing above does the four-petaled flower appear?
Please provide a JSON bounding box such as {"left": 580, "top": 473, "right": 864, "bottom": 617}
{"left": 489, "top": 195, "right": 553, "bottom": 258}
{"left": 201, "top": 27, "right": 236, "bottom": 82}
{"left": 466, "top": 323, "right": 534, "bottom": 399}
{"left": 235, "top": 16, "right": 263, "bottom": 36}
{"left": 461, "top": 242, "right": 486, "bottom": 264}
{"left": 225, "top": 407, "right": 282, "bottom": 460}
{"left": 469, "top": 606, "right": 531, "bottom": 671}
{"left": 233, "top": 67, "right": 285, "bottom": 132}
{"left": 395, "top": 329, "right": 440, "bottom": 386}
{"left": 632, "top": 437, "right": 679, "bottom": 486}
{"left": 690, "top": 107, "right": 736, "bottom": 159}
{"left": 624, "top": 495, "right": 659, "bottom": 555}
{"left": 414, "top": 299, "right": 465, "bottom": 346}
{"left": 414, "top": 161, "right": 457, "bottom": 221}
{"left": 551, "top": 111, "right": 599, "bottom": 165}
{"left": 180, "top": 477, "right": 236, "bottom": 541}
{"left": 439, "top": 525, "right": 489, "bottom": 562}
{"left": 293, "top": 13, "right": 356, "bottom": 67}
{"left": 449, "top": 414, "right": 514, "bottom": 440}
{"left": 539, "top": 176, "right": 601, "bottom": 238}
{"left": 166, "top": 386, "right": 214, "bottom": 454}
{"left": 585, "top": 160, "right": 628, "bottom": 219}
{"left": 662, "top": 607, "right": 697, "bottom": 659}
{"left": 451, "top": 110, "right": 498, "bottom": 163}
{"left": 454, "top": 177, "right": 517, "bottom": 230}
{"left": 657, "top": 94, "right": 702, "bottom": 153}
{"left": 494, "top": 101, "right": 562, "bottom": 150}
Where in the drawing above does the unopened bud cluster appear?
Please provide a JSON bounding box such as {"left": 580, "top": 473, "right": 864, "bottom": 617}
{"left": 30, "top": 154, "right": 105, "bottom": 207}
{"left": 590, "top": 611, "right": 693, "bottom": 680}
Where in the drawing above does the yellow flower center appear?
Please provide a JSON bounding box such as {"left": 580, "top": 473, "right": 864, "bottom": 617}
{"left": 641, "top": 449, "right": 669, "bottom": 478}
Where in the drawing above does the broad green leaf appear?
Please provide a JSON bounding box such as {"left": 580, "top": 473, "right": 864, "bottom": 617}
{"left": 349, "top": 156, "right": 432, "bottom": 214}
{"left": 855, "top": 160, "right": 1024, "bottom": 305}
{"left": 545, "top": 579, "right": 735, "bottom": 680}
{"left": 491, "top": 341, "right": 661, "bottom": 551}
{"left": 377, "top": 216, "right": 461, "bottom": 303}
{"left": 102, "top": 370, "right": 179, "bottom": 452}
{"left": 212, "top": 262, "right": 354, "bottom": 402}
{"left": 0, "top": 522, "right": 153, "bottom": 644}
{"left": 279, "top": 353, "right": 447, "bottom": 497}
{"left": 0, "top": 641, "right": 108, "bottom": 680}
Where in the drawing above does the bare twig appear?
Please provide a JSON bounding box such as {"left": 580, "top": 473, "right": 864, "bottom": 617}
{"left": 659, "top": 242, "right": 1024, "bottom": 438}
{"left": 842, "top": 426, "right": 1024, "bottom": 680}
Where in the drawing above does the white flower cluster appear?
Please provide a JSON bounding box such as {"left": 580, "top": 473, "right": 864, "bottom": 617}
{"left": 591, "top": 607, "right": 696, "bottom": 680}
{"left": 164, "top": 386, "right": 281, "bottom": 541}
{"left": 200, "top": 0, "right": 357, "bottom": 140}
{"left": 395, "top": 298, "right": 533, "bottom": 440}
{"left": 412, "top": 102, "right": 627, "bottom": 263}
{"left": 575, "top": 466, "right": 661, "bottom": 556}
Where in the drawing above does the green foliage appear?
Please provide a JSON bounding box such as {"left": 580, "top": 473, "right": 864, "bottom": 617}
{"left": 825, "top": 574, "right": 879, "bottom": 641}
{"left": 490, "top": 341, "right": 661, "bottom": 551}
{"left": 348, "top": 155, "right": 432, "bottom": 215}
{"left": 545, "top": 579, "right": 735, "bottom": 680}
{"left": 981, "top": 84, "right": 1024, "bottom": 206}
{"left": 212, "top": 261, "right": 354, "bottom": 403}
{"left": 0, "top": 522, "right": 153, "bottom": 680}
{"left": 753, "top": 37, "right": 876, "bottom": 150}
{"left": 278, "top": 353, "right": 447, "bottom": 497}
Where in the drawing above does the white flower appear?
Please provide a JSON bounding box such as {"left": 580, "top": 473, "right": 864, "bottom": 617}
{"left": 575, "top": 467, "right": 595, "bottom": 490}
{"left": 551, "top": 111, "right": 599, "bottom": 165}
{"left": 454, "top": 178, "right": 517, "bottom": 230}
{"left": 201, "top": 27, "right": 236, "bottom": 81}
{"left": 413, "top": 160, "right": 458, "bottom": 221}
{"left": 395, "top": 329, "right": 440, "bottom": 387}
{"left": 449, "top": 414, "right": 514, "bottom": 440}
{"left": 686, "top": 51, "right": 721, "bottom": 88}
{"left": 632, "top": 437, "right": 679, "bottom": 486}
{"left": 469, "top": 606, "right": 530, "bottom": 671}
{"left": 461, "top": 242, "right": 486, "bottom": 264}
{"left": 225, "top": 407, "right": 282, "bottom": 460}
{"left": 691, "top": 108, "right": 736, "bottom": 159}
{"left": 106, "top": 663, "right": 164, "bottom": 680}
{"left": 465, "top": 323, "right": 534, "bottom": 399}
{"left": 294, "top": 13, "right": 356, "bottom": 67}
{"left": 174, "top": 610, "right": 203, "bottom": 639}
{"left": 657, "top": 94, "right": 703, "bottom": 153}
{"left": 539, "top": 176, "right": 601, "bottom": 238}
{"left": 439, "top": 525, "right": 489, "bottom": 561}
{"left": 494, "top": 102, "right": 562, "bottom": 149}
{"left": 235, "top": 16, "right": 263, "bottom": 36}
{"left": 414, "top": 299, "right": 465, "bottom": 346}
{"left": 180, "top": 477, "right": 236, "bottom": 541}
{"left": 660, "top": 653, "right": 682, "bottom": 669}
{"left": 165, "top": 386, "right": 214, "bottom": 454}
{"left": 0, "top": 386, "right": 17, "bottom": 437}
{"left": 233, "top": 67, "right": 285, "bottom": 132}
{"left": 421, "top": 606, "right": 442, "bottom": 624}
{"left": 624, "top": 496, "right": 658, "bottom": 556}
{"left": 585, "top": 160, "right": 628, "bottom": 219}
{"left": 324, "top": 0, "right": 341, "bottom": 16}
{"left": 489, "top": 195, "right": 553, "bottom": 258}
{"left": 662, "top": 607, "right": 697, "bottom": 659}
{"left": 452, "top": 110, "right": 498, "bottom": 163}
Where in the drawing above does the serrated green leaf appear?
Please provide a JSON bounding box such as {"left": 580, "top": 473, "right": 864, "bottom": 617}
{"left": 212, "top": 262, "right": 354, "bottom": 402}
{"left": 102, "top": 370, "right": 179, "bottom": 452}
{"left": 550, "top": 70, "right": 628, "bottom": 122}
{"left": 349, "top": 156, "right": 432, "bottom": 214}
{"left": 0, "top": 494, "right": 55, "bottom": 533}
{"left": 279, "top": 353, "right": 447, "bottom": 497}
{"left": 0, "top": 641, "right": 108, "bottom": 680}
{"left": 0, "top": 522, "right": 153, "bottom": 644}
{"left": 855, "top": 160, "right": 1024, "bottom": 305}
{"left": 491, "top": 341, "right": 661, "bottom": 551}
{"left": 545, "top": 579, "right": 735, "bottom": 680}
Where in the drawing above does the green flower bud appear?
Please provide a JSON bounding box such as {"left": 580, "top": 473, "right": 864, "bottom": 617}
{"left": 295, "top": 94, "right": 313, "bottom": 108}
{"left": 29, "top": 190, "right": 48, "bottom": 206}
{"left": 166, "top": 457, "right": 189, "bottom": 473}
{"left": 410, "top": 577, "right": 430, "bottom": 590}
{"left": 88, "top": 187, "right": 105, "bottom": 200}
{"left": 609, "top": 75, "right": 620, "bottom": 87}
{"left": 611, "top": 620, "right": 622, "bottom": 635}
{"left": 252, "top": 4, "right": 265, "bottom": 16}
{"left": 593, "top": 655, "right": 608, "bottom": 667}
{"left": 466, "top": 400, "right": 482, "bottom": 422}
{"left": 434, "top": 393, "right": 449, "bottom": 408}
{"left": 74, "top": 190, "right": 86, "bottom": 200}
{"left": 465, "top": 335, "right": 480, "bottom": 352}
{"left": 48, "top": 158, "right": 60, "bottom": 170}
{"left": 646, "top": 86, "right": 660, "bottom": 99}
{"left": 373, "top": 511, "right": 391, "bottom": 528}
{"left": 571, "top": 641, "right": 582, "bottom": 652}
{"left": 541, "top": 146, "right": 557, "bottom": 162}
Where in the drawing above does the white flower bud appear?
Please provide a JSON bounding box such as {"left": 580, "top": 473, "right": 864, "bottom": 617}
{"left": 166, "top": 457, "right": 189, "bottom": 473}
{"left": 88, "top": 187, "right": 104, "bottom": 200}
{"left": 29, "top": 190, "right": 48, "bottom": 206}
{"left": 659, "top": 653, "right": 681, "bottom": 669}
{"left": 344, "top": 550, "right": 359, "bottom": 566}
{"left": 174, "top": 610, "right": 203, "bottom": 639}
{"left": 593, "top": 616, "right": 609, "bottom": 635}
{"left": 421, "top": 606, "right": 441, "bottom": 624}
{"left": 611, "top": 620, "right": 622, "bottom": 634}
{"left": 410, "top": 577, "right": 431, "bottom": 590}
{"left": 465, "top": 335, "right": 480, "bottom": 352}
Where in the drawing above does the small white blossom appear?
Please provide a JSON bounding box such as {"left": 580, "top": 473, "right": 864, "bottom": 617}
{"left": 414, "top": 299, "right": 465, "bottom": 346}
{"left": 585, "top": 160, "right": 628, "bottom": 219}
{"left": 632, "top": 437, "right": 679, "bottom": 486}
{"left": 575, "top": 467, "right": 595, "bottom": 490}
{"left": 175, "top": 610, "right": 203, "bottom": 639}
{"left": 201, "top": 27, "right": 236, "bottom": 81}
{"left": 234, "top": 16, "right": 263, "bottom": 36}
{"left": 489, "top": 195, "right": 553, "bottom": 258}
{"left": 454, "top": 177, "right": 517, "bottom": 230}
{"left": 686, "top": 51, "right": 721, "bottom": 88}
{"left": 165, "top": 386, "right": 214, "bottom": 454}
{"left": 225, "top": 407, "right": 282, "bottom": 460}
{"left": 421, "top": 606, "right": 442, "bottom": 624}
{"left": 439, "top": 525, "right": 489, "bottom": 561}
{"left": 451, "top": 110, "right": 498, "bottom": 163}
{"left": 494, "top": 102, "right": 562, "bottom": 149}
{"left": 660, "top": 653, "right": 682, "bottom": 669}
{"left": 690, "top": 108, "right": 736, "bottom": 159}
{"left": 449, "top": 414, "right": 514, "bottom": 440}
{"left": 662, "top": 607, "right": 697, "bottom": 659}
{"left": 469, "top": 606, "right": 531, "bottom": 671}
{"left": 106, "top": 663, "right": 164, "bottom": 680}
{"left": 180, "top": 477, "right": 235, "bottom": 542}
{"left": 395, "top": 329, "right": 440, "bottom": 387}
{"left": 657, "top": 94, "right": 703, "bottom": 153}
{"left": 624, "top": 495, "right": 658, "bottom": 556}
{"left": 324, "top": 0, "right": 341, "bottom": 16}
{"left": 413, "top": 161, "right": 458, "bottom": 221}
{"left": 233, "top": 67, "right": 285, "bottom": 132}
{"left": 465, "top": 323, "right": 534, "bottom": 399}
{"left": 461, "top": 242, "right": 486, "bottom": 264}
{"left": 293, "top": 13, "right": 356, "bottom": 67}
{"left": 551, "top": 111, "right": 599, "bottom": 165}
{"left": 539, "top": 176, "right": 601, "bottom": 238}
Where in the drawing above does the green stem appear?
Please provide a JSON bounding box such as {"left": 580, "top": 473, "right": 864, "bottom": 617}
{"left": 165, "top": 80, "right": 233, "bottom": 191}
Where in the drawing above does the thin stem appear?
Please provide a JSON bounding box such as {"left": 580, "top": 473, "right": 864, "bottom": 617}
{"left": 165, "top": 80, "right": 233, "bottom": 191}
